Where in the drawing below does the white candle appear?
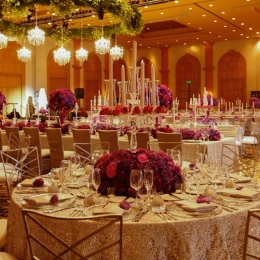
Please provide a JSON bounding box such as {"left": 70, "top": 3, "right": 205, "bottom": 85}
{"left": 131, "top": 41, "right": 137, "bottom": 95}
{"left": 246, "top": 103, "right": 248, "bottom": 114}
{"left": 25, "top": 104, "right": 28, "bottom": 120}
{"left": 36, "top": 102, "right": 39, "bottom": 119}
{"left": 173, "top": 102, "right": 175, "bottom": 126}
{"left": 121, "top": 65, "right": 126, "bottom": 106}
{"left": 14, "top": 105, "right": 16, "bottom": 120}
{"left": 109, "top": 55, "right": 113, "bottom": 109}
{"left": 3, "top": 103, "right": 5, "bottom": 119}
{"left": 75, "top": 103, "right": 79, "bottom": 121}
{"left": 232, "top": 103, "right": 233, "bottom": 112}
{"left": 140, "top": 60, "right": 145, "bottom": 109}
{"left": 151, "top": 64, "right": 156, "bottom": 109}
{"left": 90, "top": 100, "right": 93, "bottom": 117}
{"left": 186, "top": 102, "right": 188, "bottom": 114}
{"left": 242, "top": 103, "right": 244, "bottom": 115}
{"left": 48, "top": 108, "right": 50, "bottom": 121}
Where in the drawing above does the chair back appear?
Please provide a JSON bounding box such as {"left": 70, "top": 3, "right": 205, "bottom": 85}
{"left": 22, "top": 209, "right": 123, "bottom": 260}
{"left": 1, "top": 147, "right": 40, "bottom": 194}
{"left": 72, "top": 129, "right": 91, "bottom": 143}
{"left": 74, "top": 142, "right": 109, "bottom": 166}
{"left": 217, "top": 125, "right": 238, "bottom": 138}
{"left": 45, "top": 128, "right": 65, "bottom": 168}
{"left": 5, "top": 127, "right": 20, "bottom": 149}
{"left": 23, "top": 127, "right": 42, "bottom": 156}
{"left": 127, "top": 132, "right": 150, "bottom": 149}
{"left": 221, "top": 143, "right": 256, "bottom": 178}
{"left": 156, "top": 133, "right": 182, "bottom": 153}
{"left": 243, "top": 209, "right": 260, "bottom": 260}
{"left": 98, "top": 130, "right": 119, "bottom": 153}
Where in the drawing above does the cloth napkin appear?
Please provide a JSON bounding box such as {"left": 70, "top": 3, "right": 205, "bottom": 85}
{"left": 92, "top": 203, "right": 126, "bottom": 215}
{"left": 20, "top": 178, "right": 46, "bottom": 187}
{"left": 229, "top": 173, "right": 252, "bottom": 183}
{"left": 24, "top": 194, "right": 74, "bottom": 206}
{"left": 175, "top": 200, "right": 217, "bottom": 212}
{"left": 217, "top": 188, "right": 260, "bottom": 199}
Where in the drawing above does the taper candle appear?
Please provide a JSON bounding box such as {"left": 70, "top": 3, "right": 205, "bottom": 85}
{"left": 140, "top": 60, "right": 145, "bottom": 109}
{"left": 121, "top": 65, "right": 126, "bottom": 106}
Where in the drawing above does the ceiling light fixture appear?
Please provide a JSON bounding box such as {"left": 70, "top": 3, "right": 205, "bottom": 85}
{"left": 75, "top": 18, "right": 88, "bottom": 63}
{"left": 110, "top": 34, "right": 124, "bottom": 60}
{"left": 95, "top": 17, "right": 111, "bottom": 55}
{"left": 17, "top": 39, "right": 31, "bottom": 62}
{"left": 0, "top": 32, "right": 8, "bottom": 49}
{"left": 54, "top": 27, "right": 71, "bottom": 66}
{"left": 27, "top": 6, "right": 45, "bottom": 46}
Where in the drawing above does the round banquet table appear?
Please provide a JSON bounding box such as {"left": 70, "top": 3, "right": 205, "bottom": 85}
{"left": 6, "top": 187, "right": 260, "bottom": 260}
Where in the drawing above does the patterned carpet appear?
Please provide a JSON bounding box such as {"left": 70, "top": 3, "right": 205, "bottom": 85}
{"left": 0, "top": 183, "right": 9, "bottom": 218}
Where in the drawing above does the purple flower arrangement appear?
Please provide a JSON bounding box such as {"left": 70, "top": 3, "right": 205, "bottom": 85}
{"left": 249, "top": 97, "right": 260, "bottom": 108}
{"left": 48, "top": 88, "right": 76, "bottom": 112}
{"left": 95, "top": 148, "right": 182, "bottom": 196}
{"left": 179, "top": 128, "right": 195, "bottom": 140}
{"left": 0, "top": 92, "right": 6, "bottom": 110}
{"left": 158, "top": 85, "right": 173, "bottom": 110}
{"left": 194, "top": 128, "right": 221, "bottom": 141}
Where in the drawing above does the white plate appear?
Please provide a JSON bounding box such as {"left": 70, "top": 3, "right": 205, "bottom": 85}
{"left": 108, "top": 196, "right": 135, "bottom": 203}
{"left": 84, "top": 204, "right": 139, "bottom": 221}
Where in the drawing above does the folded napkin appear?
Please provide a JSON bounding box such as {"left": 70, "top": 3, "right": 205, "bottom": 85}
{"left": 229, "top": 173, "right": 252, "bottom": 183}
{"left": 175, "top": 200, "right": 217, "bottom": 212}
{"left": 20, "top": 178, "right": 46, "bottom": 187}
{"left": 161, "top": 194, "right": 180, "bottom": 201}
{"left": 24, "top": 193, "right": 74, "bottom": 206}
{"left": 217, "top": 188, "right": 260, "bottom": 199}
{"left": 92, "top": 203, "right": 126, "bottom": 215}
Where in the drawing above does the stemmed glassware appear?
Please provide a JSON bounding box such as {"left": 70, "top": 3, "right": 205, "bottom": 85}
{"left": 59, "top": 160, "right": 71, "bottom": 192}
{"left": 92, "top": 168, "right": 101, "bottom": 195}
{"left": 171, "top": 149, "right": 181, "bottom": 166}
{"left": 130, "top": 169, "right": 143, "bottom": 207}
{"left": 138, "top": 180, "right": 151, "bottom": 210}
{"left": 50, "top": 168, "right": 61, "bottom": 192}
{"left": 69, "top": 154, "right": 81, "bottom": 182}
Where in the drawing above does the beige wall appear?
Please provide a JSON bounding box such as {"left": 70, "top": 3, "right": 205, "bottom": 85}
{"left": 23, "top": 37, "right": 260, "bottom": 104}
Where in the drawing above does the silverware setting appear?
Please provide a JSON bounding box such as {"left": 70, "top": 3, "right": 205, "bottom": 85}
{"left": 132, "top": 209, "right": 148, "bottom": 222}
{"left": 43, "top": 200, "right": 76, "bottom": 213}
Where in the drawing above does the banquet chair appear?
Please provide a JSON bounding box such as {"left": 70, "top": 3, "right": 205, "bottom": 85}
{"left": 71, "top": 128, "right": 91, "bottom": 143}
{"left": 221, "top": 143, "right": 256, "bottom": 178}
{"left": 22, "top": 209, "right": 123, "bottom": 260}
{"left": 5, "top": 127, "right": 23, "bottom": 149}
{"left": 45, "top": 128, "right": 73, "bottom": 168}
{"left": 98, "top": 130, "right": 119, "bottom": 153}
{"left": 1, "top": 147, "right": 40, "bottom": 194}
{"left": 156, "top": 133, "right": 182, "bottom": 152}
{"left": 23, "top": 127, "right": 51, "bottom": 174}
{"left": 243, "top": 209, "right": 260, "bottom": 260}
{"left": 74, "top": 142, "right": 110, "bottom": 166}
{"left": 217, "top": 125, "right": 238, "bottom": 138}
{"left": 127, "top": 132, "right": 150, "bottom": 149}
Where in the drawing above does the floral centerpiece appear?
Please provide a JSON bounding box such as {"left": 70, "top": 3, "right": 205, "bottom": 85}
{"left": 48, "top": 88, "right": 76, "bottom": 124}
{"left": 95, "top": 148, "right": 182, "bottom": 196}
{"left": 0, "top": 92, "right": 6, "bottom": 111}
{"left": 249, "top": 97, "right": 260, "bottom": 108}
{"left": 194, "top": 128, "right": 221, "bottom": 141}
{"left": 39, "top": 108, "right": 48, "bottom": 115}
{"left": 158, "top": 85, "right": 173, "bottom": 110}
{"left": 179, "top": 128, "right": 196, "bottom": 140}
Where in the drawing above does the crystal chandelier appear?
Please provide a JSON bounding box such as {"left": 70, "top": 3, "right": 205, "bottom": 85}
{"left": 95, "top": 21, "right": 110, "bottom": 54}
{"left": 27, "top": 7, "right": 45, "bottom": 46}
{"left": 17, "top": 39, "right": 31, "bottom": 62}
{"left": 53, "top": 27, "right": 71, "bottom": 66}
{"left": 110, "top": 35, "right": 124, "bottom": 60}
{"left": 75, "top": 19, "right": 88, "bottom": 62}
{"left": 0, "top": 33, "right": 8, "bottom": 49}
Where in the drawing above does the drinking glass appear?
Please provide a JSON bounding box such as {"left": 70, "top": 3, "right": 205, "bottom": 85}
{"left": 50, "top": 168, "right": 60, "bottom": 192}
{"left": 171, "top": 149, "right": 181, "bottom": 166}
{"left": 92, "top": 150, "right": 102, "bottom": 164}
{"left": 130, "top": 169, "right": 143, "bottom": 206}
{"left": 143, "top": 169, "right": 153, "bottom": 189}
{"left": 92, "top": 168, "right": 101, "bottom": 195}
{"left": 138, "top": 180, "right": 151, "bottom": 210}
{"left": 59, "top": 160, "right": 71, "bottom": 192}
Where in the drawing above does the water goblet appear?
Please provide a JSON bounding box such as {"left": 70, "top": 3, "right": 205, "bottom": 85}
{"left": 59, "top": 160, "right": 71, "bottom": 192}
{"left": 138, "top": 180, "right": 151, "bottom": 210}
{"left": 171, "top": 149, "right": 181, "bottom": 166}
{"left": 50, "top": 168, "right": 60, "bottom": 192}
{"left": 130, "top": 169, "right": 143, "bottom": 207}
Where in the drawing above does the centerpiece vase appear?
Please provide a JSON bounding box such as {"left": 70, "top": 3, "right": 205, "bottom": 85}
{"left": 59, "top": 110, "right": 67, "bottom": 125}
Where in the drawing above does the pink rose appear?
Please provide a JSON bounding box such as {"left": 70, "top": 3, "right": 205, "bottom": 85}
{"left": 155, "top": 106, "right": 166, "bottom": 114}
{"left": 100, "top": 107, "right": 111, "bottom": 115}
{"left": 106, "top": 162, "right": 117, "bottom": 178}
{"left": 112, "top": 107, "right": 121, "bottom": 116}
{"left": 121, "top": 106, "right": 129, "bottom": 114}
{"left": 137, "top": 153, "right": 149, "bottom": 163}
{"left": 132, "top": 106, "right": 141, "bottom": 115}
{"left": 50, "top": 194, "right": 59, "bottom": 203}
{"left": 196, "top": 195, "right": 212, "bottom": 204}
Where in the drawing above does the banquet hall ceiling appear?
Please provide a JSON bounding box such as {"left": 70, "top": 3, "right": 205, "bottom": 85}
{"left": 7, "top": 0, "right": 260, "bottom": 48}
{"left": 122, "top": 0, "right": 260, "bottom": 48}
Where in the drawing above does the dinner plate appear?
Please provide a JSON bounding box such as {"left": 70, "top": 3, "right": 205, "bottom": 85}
{"left": 108, "top": 196, "right": 135, "bottom": 203}
{"left": 84, "top": 204, "right": 139, "bottom": 221}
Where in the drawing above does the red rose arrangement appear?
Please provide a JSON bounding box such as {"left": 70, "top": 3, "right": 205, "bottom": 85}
{"left": 143, "top": 105, "right": 153, "bottom": 114}
{"left": 132, "top": 106, "right": 141, "bottom": 115}
{"left": 155, "top": 106, "right": 166, "bottom": 114}
{"left": 179, "top": 128, "right": 196, "bottom": 140}
{"left": 112, "top": 106, "right": 121, "bottom": 116}
{"left": 100, "top": 106, "right": 111, "bottom": 115}
{"left": 194, "top": 128, "right": 221, "bottom": 141}
{"left": 121, "top": 106, "right": 129, "bottom": 114}
{"left": 95, "top": 148, "right": 182, "bottom": 196}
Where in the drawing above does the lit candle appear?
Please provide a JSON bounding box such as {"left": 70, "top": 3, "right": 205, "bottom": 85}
{"left": 186, "top": 102, "right": 188, "bottom": 114}
{"left": 109, "top": 55, "right": 113, "bottom": 109}
{"left": 131, "top": 41, "right": 137, "bottom": 95}
{"left": 151, "top": 64, "right": 156, "bottom": 109}
{"left": 90, "top": 100, "right": 93, "bottom": 117}
{"left": 140, "top": 60, "right": 145, "bottom": 109}
{"left": 173, "top": 101, "right": 175, "bottom": 126}
{"left": 121, "top": 65, "right": 126, "bottom": 106}
{"left": 75, "top": 103, "right": 79, "bottom": 121}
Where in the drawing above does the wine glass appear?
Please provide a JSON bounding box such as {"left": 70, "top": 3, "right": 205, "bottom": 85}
{"left": 59, "top": 160, "right": 71, "bottom": 192}
{"left": 92, "top": 168, "right": 101, "bottom": 196}
{"left": 69, "top": 154, "right": 81, "bottom": 182}
{"left": 171, "top": 149, "right": 181, "bottom": 166}
{"left": 138, "top": 180, "right": 151, "bottom": 210}
{"left": 50, "top": 168, "right": 60, "bottom": 192}
{"left": 130, "top": 169, "right": 143, "bottom": 207}
{"left": 143, "top": 169, "right": 153, "bottom": 189}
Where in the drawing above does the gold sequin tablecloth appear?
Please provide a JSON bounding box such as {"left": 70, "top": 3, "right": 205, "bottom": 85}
{"left": 6, "top": 189, "right": 260, "bottom": 260}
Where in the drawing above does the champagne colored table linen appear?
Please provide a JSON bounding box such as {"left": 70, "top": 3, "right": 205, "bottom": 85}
{"left": 6, "top": 187, "right": 260, "bottom": 260}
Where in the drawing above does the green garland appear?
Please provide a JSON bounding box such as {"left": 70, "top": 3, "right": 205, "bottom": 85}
{"left": 0, "top": 0, "right": 143, "bottom": 44}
